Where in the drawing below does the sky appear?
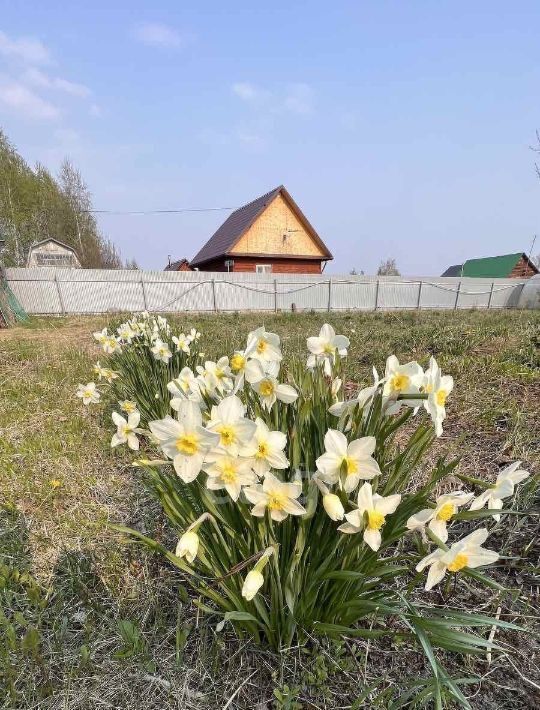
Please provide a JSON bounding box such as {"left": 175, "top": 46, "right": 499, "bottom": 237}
{"left": 0, "top": 0, "right": 539, "bottom": 275}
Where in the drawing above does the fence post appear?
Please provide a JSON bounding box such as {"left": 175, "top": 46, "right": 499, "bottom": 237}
{"left": 416, "top": 280, "right": 423, "bottom": 310}
{"left": 140, "top": 275, "right": 148, "bottom": 311}
{"left": 374, "top": 279, "right": 380, "bottom": 311}
{"left": 454, "top": 281, "right": 461, "bottom": 310}
{"left": 54, "top": 272, "right": 65, "bottom": 315}
{"left": 212, "top": 279, "right": 218, "bottom": 312}
{"left": 487, "top": 281, "right": 495, "bottom": 309}
{"left": 327, "top": 278, "right": 332, "bottom": 312}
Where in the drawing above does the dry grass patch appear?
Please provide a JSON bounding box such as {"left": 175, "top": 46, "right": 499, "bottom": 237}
{"left": 0, "top": 310, "right": 539, "bottom": 708}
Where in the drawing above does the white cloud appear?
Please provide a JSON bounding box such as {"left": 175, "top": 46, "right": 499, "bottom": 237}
{"left": 231, "top": 81, "right": 314, "bottom": 115}
{"left": 232, "top": 82, "right": 267, "bottom": 102}
{"left": 0, "top": 81, "right": 59, "bottom": 120}
{"left": 132, "top": 22, "right": 183, "bottom": 48}
{"left": 282, "top": 83, "right": 313, "bottom": 115}
{"left": 0, "top": 30, "right": 51, "bottom": 64}
{"left": 23, "top": 68, "right": 91, "bottom": 98}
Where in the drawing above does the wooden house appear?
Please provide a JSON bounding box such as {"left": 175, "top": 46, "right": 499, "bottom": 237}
{"left": 164, "top": 257, "right": 192, "bottom": 272}
{"left": 442, "top": 253, "right": 538, "bottom": 279}
{"left": 188, "top": 186, "right": 332, "bottom": 273}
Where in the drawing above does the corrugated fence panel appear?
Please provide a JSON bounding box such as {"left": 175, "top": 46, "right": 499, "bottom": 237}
{"left": 421, "top": 282, "right": 457, "bottom": 309}
{"left": 60, "top": 279, "right": 144, "bottom": 313}
{"left": 8, "top": 278, "right": 61, "bottom": 314}
{"left": 456, "top": 280, "right": 492, "bottom": 309}
{"left": 377, "top": 281, "right": 419, "bottom": 309}
{"left": 4, "top": 268, "right": 533, "bottom": 313}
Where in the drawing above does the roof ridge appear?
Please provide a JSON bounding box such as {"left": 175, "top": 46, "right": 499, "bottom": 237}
{"left": 232, "top": 185, "right": 282, "bottom": 214}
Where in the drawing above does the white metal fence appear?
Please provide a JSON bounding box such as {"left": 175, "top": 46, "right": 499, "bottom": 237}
{"left": 3, "top": 268, "right": 533, "bottom": 315}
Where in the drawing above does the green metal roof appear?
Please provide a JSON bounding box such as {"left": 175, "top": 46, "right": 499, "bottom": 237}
{"left": 461, "top": 252, "right": 524, "bottom": 278}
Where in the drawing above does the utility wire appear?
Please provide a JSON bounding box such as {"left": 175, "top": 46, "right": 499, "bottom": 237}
{"left": 84, "top": 206, "right": 237, "bottom": 215}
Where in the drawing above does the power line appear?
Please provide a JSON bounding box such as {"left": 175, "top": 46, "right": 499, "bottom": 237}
{"left": 84, "top": 206, "right": 237, "bottom": 215}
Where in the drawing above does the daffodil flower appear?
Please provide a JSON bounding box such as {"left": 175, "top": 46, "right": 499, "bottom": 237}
{"left": 338, "top": 482, "right": 401, "bottom": 551}
{"left": 245, "top": 326, "right": 282, "bottom": 364}
{"left": 416, "top": 528, "right": 499, "bottom": 590}
{"left": 382, "top": 355, "right": 424, "bottom": 414}
{"left": 242, "top": 570, "right": 264, "bottom": 601}
{"left": 117, "top": 324, "right": 136, "bottom": 343}
{"left": 316, "top": 430, "right": 381, "bottom": 493}
{"left": 149, "top": 401, "right": 219, "bottom": 482}
{"left": 422, "top": 357, "right": 453, "bottom": 436}
{"left": 306, "top": 323, "right": 350, "bottom": 376}
{"left": 119, "top": 400, "right": 138, "bottom": 415}
{"left": 176, "top": 531, "right": 199, "bottom": 563}
{"left": 175, "top": 513, "right": 212, "bottom": 564}
{"left": 469, "top": 462, "right": 530, "bottom": 521}
{"left": 230, "top": 350, "right": 247, "bottom": 374}
{"left": 239, "top": 417, "right": 289, "bottom": 477}
{"left": 187, "top": 328, "right": 201, "bottom": 343}
{"left": 76, "top": 382, "right": 100, "bottom": 405}
{"left": 406, "top": 491, "right": 474, "bottom": 543}
{"left": 93, "top": 362, "right": 119, "bottom": 383}
{"left": 111, "top": 411, "right": 141, "bottom": 450}
{"left": 103, "top": 336, "right": 122, "bottom": 355}
{"left": 230, "top": 350, "right": 251, "bottom": 390}
{"left": 93, "top": 327, "right": 108, "bottom": 344}
{"left": 206, "top": 395, "right": 257, "bottom": 454}
{"left": 244, "top": 472, "right": 306, "bottom": 522}
{"left": 313, "top": 477, "right": 345, "bottom": 521}
{"left": 329, "top": 367, "right": 382, "bottom": 418}
{"left": 172, "top": 333, "right": 190, "bottom": 353}
{"left": 197, "top": 357, "right": 233, "bottom": 394}
{"left": 204, "top": 453, "right": 258, "bottom": 501}
{"left": 168, "top": 368, "right": 202, "bottom": 406}
{"left": 241, "top": 547, "right": 274, "bottom": 601}
{"left": 151, "top": 339, "right": 173, "bottom": 363}
{"left": 245, "top": 359, "right": 297, "bottom": 410}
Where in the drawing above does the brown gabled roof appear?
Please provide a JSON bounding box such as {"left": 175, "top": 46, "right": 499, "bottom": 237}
{"left": 164, "top": 257, "right": 190, "bottom": 271}
{"left": 190, "top": 185, "right": 332, "bottom": 266}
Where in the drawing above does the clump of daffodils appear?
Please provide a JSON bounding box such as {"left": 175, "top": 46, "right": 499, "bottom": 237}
{"left": 83, "top": 314, "right": 204, "bottom": 423}
{"left": 80, "top": 313, "right": 532, "bottom": 666}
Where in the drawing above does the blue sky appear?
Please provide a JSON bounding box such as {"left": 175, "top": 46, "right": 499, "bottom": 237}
{"left": 0, "top": 1, "right": 539, "bottom": 274}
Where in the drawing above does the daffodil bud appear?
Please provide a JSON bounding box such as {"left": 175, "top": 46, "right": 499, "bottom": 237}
{"left": 323, "top": 493, "right": 345, "bottom": 521}
{"left": 242, "top": 570, "right": 264, "bottom": 601}
{"left": 176, "top": 530, "right": 199, "bottom": 563}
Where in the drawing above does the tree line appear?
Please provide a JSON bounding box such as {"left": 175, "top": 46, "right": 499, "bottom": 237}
{"left": 0, "top": 129, "right": 134, "bottom": 268}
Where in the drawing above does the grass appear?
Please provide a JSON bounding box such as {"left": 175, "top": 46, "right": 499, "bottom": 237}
{"left": 0, "top": 310, "right": 539, "bottom": 708}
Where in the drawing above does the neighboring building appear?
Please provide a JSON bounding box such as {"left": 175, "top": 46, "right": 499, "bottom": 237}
{"left": 26, "top": 238, "right": 81, "bottom": 268}
{"left": 188, "top": 185, "right": 332, "bottom": 273}
{"left": 440, "top": 264, "right": 463, "bottom": 277}
{"left": 164, "top": 257, "right": 192, "bottom": 272}
{"left": 441, "top": 253, "right": 538, "bottom": 279}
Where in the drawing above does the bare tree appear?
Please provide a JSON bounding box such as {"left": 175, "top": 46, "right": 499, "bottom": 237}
{"left": 377, "top": 257, "right": 401, "bottom": 276}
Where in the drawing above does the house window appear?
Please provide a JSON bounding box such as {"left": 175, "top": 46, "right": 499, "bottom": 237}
{"left": 256, "top": 264, "right": 272, "bottom": 274}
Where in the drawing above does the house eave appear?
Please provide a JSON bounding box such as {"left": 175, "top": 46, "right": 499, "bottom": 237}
{"left": 191, "top": 252, "right": 333, "bottom": 267}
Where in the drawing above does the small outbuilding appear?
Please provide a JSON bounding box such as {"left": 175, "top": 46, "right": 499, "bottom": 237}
{"left": 164, "top": 257, "right": 192, "bottom": 272}
{"left": 26, "top": 238, "right": 81, "bottom": 268}
{"left": 441, "top": 252, "right": 538, "bottom": 279}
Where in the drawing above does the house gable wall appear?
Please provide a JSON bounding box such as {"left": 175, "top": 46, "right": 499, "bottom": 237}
{"left": 509, "top": 256, "right": 538, "bottom": 278}
{"left": 230, "top": 193, "right": 324, "bottom": 258}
